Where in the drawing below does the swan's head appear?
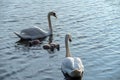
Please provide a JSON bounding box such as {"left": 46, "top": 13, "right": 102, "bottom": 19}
{"left": 66, "top": 34, "right": 72, "bottom": 42}
{"left": 49, "top": 12, "right": 57, "bottom": 18}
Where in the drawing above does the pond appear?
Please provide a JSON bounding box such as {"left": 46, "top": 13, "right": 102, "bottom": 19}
{"left": 0, "top": 0, "right": 120, "bottom": 80}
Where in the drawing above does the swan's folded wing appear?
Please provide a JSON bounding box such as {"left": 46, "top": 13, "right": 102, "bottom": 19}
{"left": 21, "top": 27, "right": 47, "bottom": 38}
{"left": 34, "top": 26, "right": 47, "bottom": 34}
{"left": 61, "top": 57, "right": 84, "bottom": 77}
{"left": 61, "top": 57, "right": 74, "bottom": 74}
{"left": 14, "top": 32, "right": 31, "bottom": 39}
{"left": 74, "top": 57, "right": 84, "bottom": 72}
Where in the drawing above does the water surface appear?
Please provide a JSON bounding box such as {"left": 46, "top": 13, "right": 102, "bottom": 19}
{"left": 0, "top": 0, "right": 120, "bottom": 80}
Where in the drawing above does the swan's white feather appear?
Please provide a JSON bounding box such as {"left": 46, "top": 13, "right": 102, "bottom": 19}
{"left": 15, "top": 26, "right": 49, "bottom": 40}
{"left": 14, "top": 32, "right": 32, "bottom": 39}
{"left": 61, "top": 57, "right": 84, "bottom": 77}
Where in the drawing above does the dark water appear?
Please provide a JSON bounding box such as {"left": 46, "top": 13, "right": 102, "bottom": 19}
{"left": 0, "top": 0, "right": 120, "bottom": 80}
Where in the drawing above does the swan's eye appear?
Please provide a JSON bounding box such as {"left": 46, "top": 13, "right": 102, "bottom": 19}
{"left": 69, "top": 35, "right": 72, "bottom": 42}
{"left": 52, "top": 13, "right": 57, "bottom": 18}
{"left": 69, "top": 38, "right": 72, "bottom": 42}
{"left": 53, "top": 13, "right": 55, "bottom": 16}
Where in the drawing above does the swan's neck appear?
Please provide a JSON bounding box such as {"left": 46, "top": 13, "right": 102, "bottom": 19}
{"left": 65, "top": 36, "right": 71, "bottom": 57}
{"left": 48, "top": 14, "right": 52, "bottom": 35}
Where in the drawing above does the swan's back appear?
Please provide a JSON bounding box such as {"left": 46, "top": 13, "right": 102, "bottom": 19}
{"left": 21, "top": 27, "right": 47, "bottom": 39}
{"left": 21, "top": 27, "right": 46, "bottom": 36}
{"left": 61, "top": 57, "right": 84, "bottom": 77}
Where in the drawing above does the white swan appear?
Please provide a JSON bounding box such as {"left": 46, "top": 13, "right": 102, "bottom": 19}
{"left": 14, "top": 12, "right": 57, "bottom": 40}
{"left": 61, "top": 34, "right": 84, "bottom": 80}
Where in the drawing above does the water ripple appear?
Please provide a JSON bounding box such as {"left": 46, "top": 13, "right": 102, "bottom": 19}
{"left": 0, "top": 0, "right": 120, "bottom": 80}
{"left": 0, "top": 65, "right": 29, "bottom": 80}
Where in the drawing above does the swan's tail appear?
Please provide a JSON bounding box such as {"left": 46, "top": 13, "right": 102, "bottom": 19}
{"left": 71, "top": 69, "right": 83, "bottom": 77}
{"left": 14, "top": 32, "right": 23, "bottom": 39}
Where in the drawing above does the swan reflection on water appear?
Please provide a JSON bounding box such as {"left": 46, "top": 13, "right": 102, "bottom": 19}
{"left": 63, "top": 73, "right": 83, "bottom": 80}
{"left": 15, "top": 37, "right": 45, "bottom": 47}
